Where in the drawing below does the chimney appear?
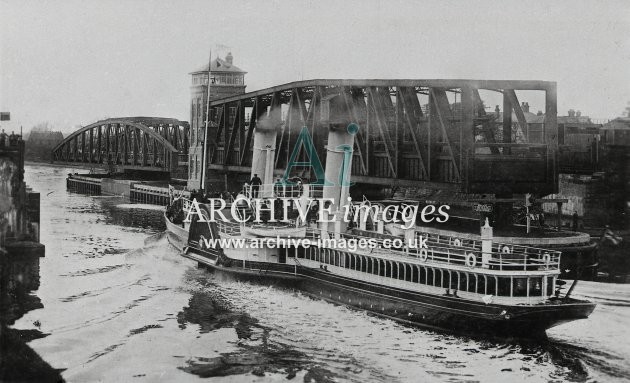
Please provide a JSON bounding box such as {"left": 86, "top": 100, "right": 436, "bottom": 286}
{"left": 521, "top": 102, "right": 530, "bottom": 113}
{"left": 576, "top": 110, "right": 581, "bottom": 117}
{"left": 568, "top": 109, "right": 575, "bottom": 117}
{"left": 225, "top": 52, "right": 233, "bottom": 65}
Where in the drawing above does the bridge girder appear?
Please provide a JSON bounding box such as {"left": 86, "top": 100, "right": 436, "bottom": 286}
{"left": 202, "top": 79, "right": 558, "bottom": 195}
{"left": 52, "top": 117, "right": 189, "bottom": 173}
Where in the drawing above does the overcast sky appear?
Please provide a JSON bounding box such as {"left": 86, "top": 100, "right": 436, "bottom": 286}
{"left": 1, "top": 0, "right": 629, "bottom": 133}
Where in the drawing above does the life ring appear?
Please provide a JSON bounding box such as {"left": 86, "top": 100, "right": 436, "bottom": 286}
{"left": 419, "top": 248, "right": 428, "bottom": 262}
{"left": 453, "top": 238, "right": 462, "bottom": 247}
{"left": 465, "top": 253, "right": 477, "bottom": 267}
{"left": 542, "top": 252, "right": 551, "bottom": 264}
{"left": 502, "top": 245, "right": 511, "bottom": 254}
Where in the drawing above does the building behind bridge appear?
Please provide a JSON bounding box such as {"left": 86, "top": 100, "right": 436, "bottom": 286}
{"left": 188, "top": 52, "right": 247, "bottom": 190}
{"left": 24, "top": 128, "right": 64, "bottom": 162}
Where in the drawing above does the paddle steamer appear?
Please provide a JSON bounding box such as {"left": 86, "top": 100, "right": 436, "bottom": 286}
{"left": 181, "top": 184, "right": 595, "bottom": 338}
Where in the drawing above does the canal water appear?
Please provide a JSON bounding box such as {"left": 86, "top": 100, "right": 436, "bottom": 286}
{"left": 11, "top": 164, "right": 630, "bottom": 382}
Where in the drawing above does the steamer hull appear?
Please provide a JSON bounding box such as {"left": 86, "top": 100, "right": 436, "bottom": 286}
{"left": 174, "top": 184, "right": 597, "bottom": 340}
{"left": 183, "top": 220, "right": 595, "bottom": 339}
{"left": 184, "top": 247, "right": 595, "bottom": 338}
{"left": 164, "top": 211, "right": 189, "bottom": 251}
{"left": 296, "top": 267, "right": 595, "bottom": 337}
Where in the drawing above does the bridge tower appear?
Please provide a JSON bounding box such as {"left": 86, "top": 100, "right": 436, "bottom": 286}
{"left": 187, "top": 52, "right": 247, "bottom": 189}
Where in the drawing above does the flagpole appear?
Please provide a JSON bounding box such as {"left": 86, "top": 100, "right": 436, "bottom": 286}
{"left": 200, "top": 49, "right": 212, "bottom": 191}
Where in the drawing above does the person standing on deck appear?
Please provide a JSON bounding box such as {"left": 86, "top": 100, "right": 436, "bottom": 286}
{"left": 572, "top": 211, "right": 579, "bottom": 231}
{"left": 250, "top": 174, "right": 262, "bottom": 198}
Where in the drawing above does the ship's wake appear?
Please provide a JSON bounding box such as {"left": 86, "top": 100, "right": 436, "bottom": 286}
{"left": 15, "top": 228, "right": 630, "bottom": 383}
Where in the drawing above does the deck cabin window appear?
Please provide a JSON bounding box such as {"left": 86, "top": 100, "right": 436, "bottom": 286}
{"left": 482, "top": 275, "right": 497, "bottom": 296}
{"left": 406, "top": 264, "right": 414, "bottom": 282}
{"left": 448, "top": 271, "right": 457, "bottom": 290}
{"left": 468, "top": 273, "right": 477, "bottom": 293}
{"left": 546, "top": 276, "right": 554, "bottom": 296}
{"left": 436, "top": 269, "right": 444, "bottom": 287}
{"left": 528, "top": 277, "right": 542, "bottom": 296}
{"left": 459, "top": 272, "right": 468, "bottom": 292}
{"left": 498, "top": 277, "right": 511, "bottom": 296}
{"left": 513, "top": 278, "right": 528, "bottom": 297}
{"left": 419, "top": 267, "right": 426, "bottom": 284}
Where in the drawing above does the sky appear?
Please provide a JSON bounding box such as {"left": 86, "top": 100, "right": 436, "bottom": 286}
{"left": 1, "top": 0, "right": 629, "bottom": 134}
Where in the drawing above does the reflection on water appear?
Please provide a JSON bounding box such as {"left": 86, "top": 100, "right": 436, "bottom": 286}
{"left": 5, "top": 164, "right": 630, "bottom": 382}
{"left": 177, "top": 268, "right": 630, "bottom": 383}
{"left": 0, "top": 250, "right": 64, "bottom": 382}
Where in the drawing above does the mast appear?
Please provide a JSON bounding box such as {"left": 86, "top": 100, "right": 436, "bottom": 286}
{"left": 200, "top": 49, "right": 212, "bottom": 191}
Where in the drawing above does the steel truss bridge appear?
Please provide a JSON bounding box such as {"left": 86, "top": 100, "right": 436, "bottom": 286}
{"left": 203, "top": 79, "right": 558, "bottom": 195}
{"left": 52, "top": 117, "right": 189, "bottom": 174}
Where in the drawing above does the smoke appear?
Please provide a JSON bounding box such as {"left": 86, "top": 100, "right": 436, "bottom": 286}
{"left": 253, "top": 106, "right": 282, "bottom": 132}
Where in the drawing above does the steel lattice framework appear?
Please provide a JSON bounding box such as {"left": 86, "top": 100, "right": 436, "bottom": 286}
{"left": 202, "top": 79, "right": 558, "bottom": 195}
{"left": 52, "top": 117, "right": 189, "bottom": 173}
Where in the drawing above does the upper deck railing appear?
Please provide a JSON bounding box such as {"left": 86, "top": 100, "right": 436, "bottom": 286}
{"left": 214, "top": 219, "right": 561, "bottom": 273}
{"left": 333, "top": 229, "right": 560, "bottom": 272}
{"left": 241, "top": 183, "right": 324, "bottom": 199}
